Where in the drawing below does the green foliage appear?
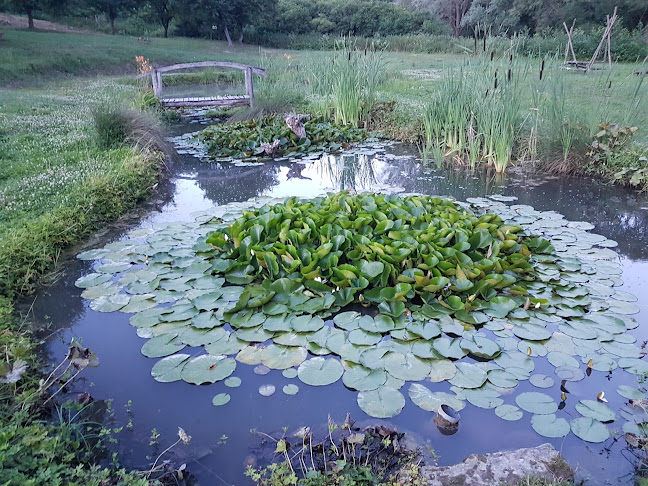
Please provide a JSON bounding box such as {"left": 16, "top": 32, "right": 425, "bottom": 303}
{"left": 589, "top": 123, "right": 639, "bottom": 162}
{"left": 198, "top": 115, "right": 368, "bottom": 159}
{"left": 205, "top": 192, "right": 550, "bottom": 315}
{"left": 92, "top": 103, "right": 131, "bottom": 149}
{"left": 423, "top": 59, "right": 522, "bottom": 172}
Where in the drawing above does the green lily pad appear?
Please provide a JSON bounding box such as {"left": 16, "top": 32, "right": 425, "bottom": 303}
{"left": 429, "top": 360, "right": 457, "bottom": 382}
{"left": 547, "top": 352, "right": 580, "bottom": 369}
{"left": 260, "top": 345, "right": 307, "bottom": 370}
{"left": 531, "top": 414, "right": 570, "bottom": 438}
{"left": 384, "top": 352, "right": 432, "bottom": 381}
{"left": 259, "top": 384, "right": 276, "bottom": 396}
{"left": 282, "top": 368, "right": 298, "bottom": 379}
{"left": 224, "top": 376, "right": 241, "bottom": 387}
{"left": 408, "top": 383, "right": 465, "bottom": 412}
{"left": 570, "top": 417, "right": 610, "bottom": 443}
{"left": 529, "top": 374, "right": 554, "bottom": 389}
{"left": 212, "top": 393, "right": 231, "bottom": 406}
{"left": 460, "top": 335, "right": 501, "bottom": 359}
{"left": 488, "top": 369, "right": 518, "bottom": 388}
{"left": 151, "top": 354, "right": 190, "bottom": 382}
{"left": 449, "top": 362, "right": 488, "bottom": 389}
{"left": 357, "top": 387, "right": 405, "bottom": 418}
{"left": 515, "top": 392, "right": 557, "bottom": 415}
{"left": 298, "top": 357, "right": 344, "bottom": 386}
{"left": 181, "top": 355, "right": 236, "bottom": 384}
{"left": 141, "top": 334, "right": 185, "bottom": 358}
{"left": 342, "top": 366, "right": 387, "bottom": 391}
{"left": 495, "top": 404, "right": 523, "bottom": 421}
{"left": 617, "top": 385, "right": 644, "bottom": 400}
{"left": 75, "top": 272, "right": 112, "bottom": 289}
{"left": 90, "top": 293, "right": 131, "bottom": 312}
{"left": 575, "top": 400, "right": 617, "bottom": 423}
{"left": 283, "top": 384, "right": 299, "bottom": 395}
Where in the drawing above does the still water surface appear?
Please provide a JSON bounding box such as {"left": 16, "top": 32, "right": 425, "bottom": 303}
{"left": 32, "top": 125, "right": 648, "bottom": 485}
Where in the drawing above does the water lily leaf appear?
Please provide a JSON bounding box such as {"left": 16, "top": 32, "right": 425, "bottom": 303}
{"left": 429, "top": 359, "right": 457, "bottom": 382}
{"left": 282, "top": 368, "right": 298, "bottom": 379}
{"left": 517, "top": 340, "right": 547, "bottom": 357}
{"left": 570, "top": 417, "right": 610, "bottom": 443}
{"left": 618, "top": 358, "right": 648, "bottom": 375}
{"left": 547, "top": 352, "right": 580, "bottom": 369}
{"left": 260, "top": 345, "right": 307, "bottom": 370}
{"left": 225, "top": 376, "right": 241, "bottom": 387}
{"left": 485, "top": 297, "right": 518, "bottom": 318}
{"left": 495, "top": 404, "right": 523, "bottom": 421}
{"left": 90, "top": 293, "right": 131, "bottom": 312}
{"left": 384, "top": 353, "right": 432, "bottom": 381}
{"left": 408, "top": 383, "right": 465, "bottom": 412}
{"left": 333, "top": 311, "right": 361, "bottom": 330}
{"left": 515, "top": 392, "right": 557, "bottom": 415}
{"left": 359, "top": 261, "right": 384, "bottom": 279}
{"left": 433, "top": 337, "right": 468, "bottom": 360}
{"left": 512, "top": 322, "right": 552, "bottom": 341}
{"left": 531, "top": 414, "right": 570, "bottom": 438}
{"left": 290, "top": 315, "right": 325, "bottom": 333}
{"left": 75, "top": 272, "right": 112, "bottom": 289}
{"left": 460, "top": 335, "right": 501, "bottom": 359}
{"left": 151, "top": 354, "right": 190, "bottom": 382}
{"left": 357, "top": 387, "right": 405, "bottom": 418}
{"left": 77, "top": 249, "right": 109, "bottom": 260}
{"left": 212, "top": 393, "right": 231, "bottom": 406}
{"left": 555, "top": 366, "right": 585, "bottom": 382}
{"left": 204, "top": 333, "right": 247, "bottom": 355}
{"left": 181, "top": 355, "right": 236, "bottom": 384}
{"left": 487, "top": 369, "right": 518, "bottom": 388}
{"left": 283, "top": 384, "right": 299, "bottom": 395}
{"left": 141, "top": 334, "right": 185, "bottom": 358}
{"left": 617, "top": 385, "right": 644, "bottom": 400}
{"left": 348, "top": 329, "right": 382, "bottom": 346}
{"left": 602, "top": 342, "right": 641, "bottom": 359}
{"left": 298, "top": 357, "right": 344, "bottom": 386}
{"left": 449, "top": 362, "right": 488, "bottom": 389}
{"left": 495, "top": 352, "right": 535, "bottom": 373}
{"left": 237, "top": 326, "right": 274, "bottom": 343}
{"left": 81, "top": 282, "right": 122, "bottom": 300}
{"left": 342, "top": 366, "right": 387, "bottom": 391}
{"left": 529, "top": 374, "right": 554, "bottom": 389}
{"left": 259, "top": 384, "right": 275, "bottom": 397}
{"left": 575, "top": 400, "right": 617, "bottom": 423}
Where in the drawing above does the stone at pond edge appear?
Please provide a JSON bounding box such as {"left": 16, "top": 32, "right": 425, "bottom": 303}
{"left": 395, "top": 444, "right": 573, "bottom": 486}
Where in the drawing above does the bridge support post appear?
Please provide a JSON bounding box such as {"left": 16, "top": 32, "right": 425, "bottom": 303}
{"left": 245, "top": 67, "right": 255, "bottom": 108}
{"left": 151, "top": 69, "right": 163, "bottom": 98}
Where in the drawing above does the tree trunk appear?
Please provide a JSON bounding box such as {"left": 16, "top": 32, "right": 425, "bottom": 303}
{"left": 224, "top": 27, "right": 233, "bottom": 46}
{"left": 238, "top": 32, "right": 243, "bottom": 44}
{"left": 163, "top": 21, "right": 169, "bottom": 38}
{"left": 27, "top": 8, "right": 34, "bottom": 29}
{"left": 109, "top": 7, "right": 116, "bottom": 35}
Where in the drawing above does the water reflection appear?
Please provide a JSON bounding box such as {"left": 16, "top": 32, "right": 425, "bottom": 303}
{"left": 315, "top": 153, "right": 377, "bottom": 191}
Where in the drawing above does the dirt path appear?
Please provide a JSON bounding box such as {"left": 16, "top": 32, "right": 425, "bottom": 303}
{"left": 0, "top": 13, "right": 87, "bottom": 33}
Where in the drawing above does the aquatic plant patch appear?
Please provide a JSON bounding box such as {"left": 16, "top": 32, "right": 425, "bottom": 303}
{"left": 197, "top": 115, "right": 369, "bottom": 160}
{"left": 75, "top": 192, "right": 644, "bottom": 446}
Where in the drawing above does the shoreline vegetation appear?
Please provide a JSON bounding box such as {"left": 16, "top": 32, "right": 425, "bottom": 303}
{"left": 0, "top": 14, "right": 646, "bottom": 485}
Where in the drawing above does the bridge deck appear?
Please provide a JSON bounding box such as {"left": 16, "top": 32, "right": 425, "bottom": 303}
{"left": 161, "top": 95, "right": 250, "bottom": 108}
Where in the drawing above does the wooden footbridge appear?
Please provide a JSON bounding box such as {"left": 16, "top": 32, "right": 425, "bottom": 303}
{"left": 136, "top": 61, "right": 268, "bottom": 108}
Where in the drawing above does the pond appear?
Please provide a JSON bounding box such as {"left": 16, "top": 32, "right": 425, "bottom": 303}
{"left": 32, "top": 119, "right": 648, "bottom": 485}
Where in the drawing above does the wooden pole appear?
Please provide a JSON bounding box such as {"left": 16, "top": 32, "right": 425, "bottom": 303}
{"left": 587, "top": 7, "right": 617, "bottom": 72}
{"left": 563, "top": 20, "right": 577, "bottom": 64}
{"left": 156, "top": 70, "right": 163, "bottom": 97}
{"left": 245, "top": 67, "right": 254, "bottom": 108}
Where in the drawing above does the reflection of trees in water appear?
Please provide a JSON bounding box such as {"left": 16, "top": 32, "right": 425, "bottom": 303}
{"left": 193, "top": 163, "right": 281, "bottom": 205}
{"left": 315, "top": 153, "right": 377, "bottom": 191}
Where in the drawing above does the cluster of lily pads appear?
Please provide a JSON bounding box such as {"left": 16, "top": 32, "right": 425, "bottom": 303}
{"left": 196, "top": 115, "right": 369, "bottom": 159}
{"left": 75, "top": 192, "right": 645, "bottom": 445}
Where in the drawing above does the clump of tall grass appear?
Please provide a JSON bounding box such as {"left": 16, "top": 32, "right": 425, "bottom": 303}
{"left": 306, "top": 38, "right": 386, "bottom": 128}
{"left": 422, "top": 58, "right": 523, "bottom": 172}
{"left": 91, "top": 103, "right": 169, "bottom": 156}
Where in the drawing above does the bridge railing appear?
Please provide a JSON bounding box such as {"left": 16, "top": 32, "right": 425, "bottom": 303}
{"left": 136, "top": 61, "right": 268, "bottom": 108}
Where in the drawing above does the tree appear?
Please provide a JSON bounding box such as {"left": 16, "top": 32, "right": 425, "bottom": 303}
{"left": 10, "top": 0, "right": 47, "bottom": 28}
{"left": 145, "top": 0, "right": 177, "bottom": 38}
{"left": 90, "top": 0, "right": 135, "bottom": 34}
{"left": 396, "top": 0, "right": 472, "bottom": 36}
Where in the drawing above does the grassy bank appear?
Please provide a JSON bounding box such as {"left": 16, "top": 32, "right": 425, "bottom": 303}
{"left": 0, "top": 73, "right": 167, "bottom": 482}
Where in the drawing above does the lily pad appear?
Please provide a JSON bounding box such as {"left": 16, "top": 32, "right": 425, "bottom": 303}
{"left": 495, "top": 404, "right": 523, "bottom": 421}
{"left": 151, "top": 354, "right": 190, "bottom": 382}
{"left": 531, "top": 414, "right": 570, "bottom": 438}
{"left": 260, "top": 345, "right": 308, "bottom": 370}
{"left": 357, "top": 387, "right": 405, "bottom": 418}
{"left": 259, "top": 384, "right": 276, "bottom": 397}
{"left": 570, "top": 417, "right": 610, "bottom": 443}
{"left": 298, "top": 357, "right": 344, "bottom": 386}
{"left": 282, "top": 368, "right": 298, "bottom": 379}
{"left": 342, "top": 366, "right": 387, "bottom": 391}
{"left": 283, "top": 384, "right": 299, "bottom": 395}
{"left": 141, "top": 334, "right": 185, "bottom": 358}
{"left": 515, "top": 392, "right": 557, "bottom": 415}
{"left": 181, "top": 355, "right": 236, "bottom": 384}
{"left": 212, "top": 393, "right": 231, "bottom": 406}
{"left": 224, "top": 376, "right": 241, "bottom": 387}
{"left": 529, "top": 374, "right": 554, "bottom": 389}
{"left": 575, "top": 400, "right": 617, "bottom": 423}
{"left": 408, "top": 383, "right": 465, "bottom": 412}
